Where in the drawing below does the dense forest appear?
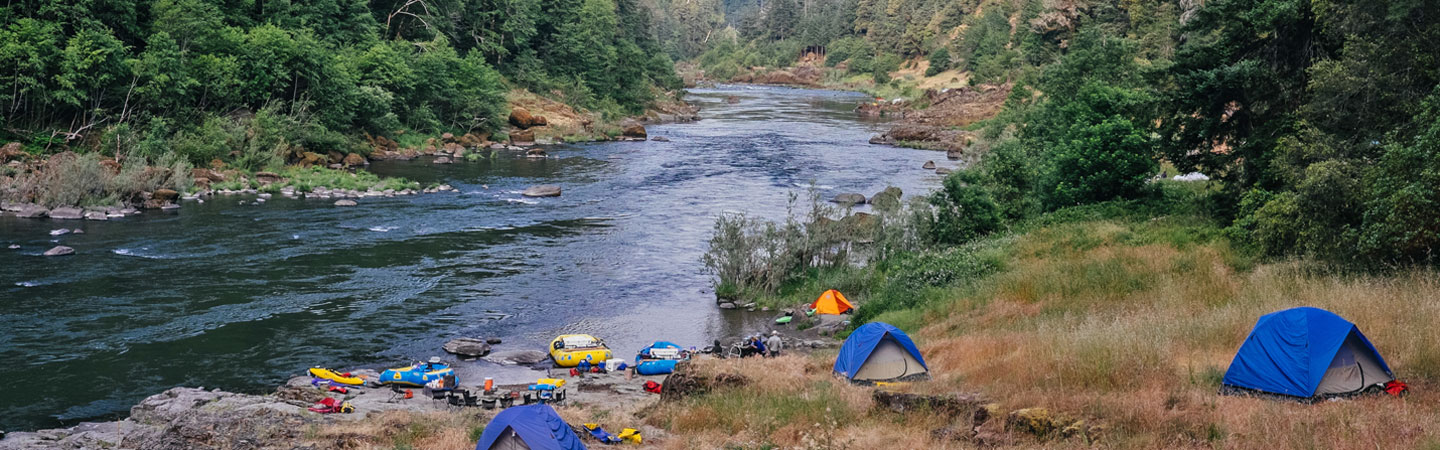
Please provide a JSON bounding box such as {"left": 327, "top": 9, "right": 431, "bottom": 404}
{"left": 669, "top": 0, "right": 1440, "bottom": 267}
{"left": 0, "top": 0, "right": 681, "bottom": 169}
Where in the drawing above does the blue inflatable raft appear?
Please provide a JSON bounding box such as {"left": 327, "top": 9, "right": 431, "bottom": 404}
{"left": 379, "top": 362, "right": 455, "bottom": 387}
{"left": 635, "top": 359, "right": 677, "bottom": 375}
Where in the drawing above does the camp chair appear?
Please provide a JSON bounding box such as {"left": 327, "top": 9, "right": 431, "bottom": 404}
{"left": 387, "top": 385, "right": 407, "bottom": 403}
{"left": 461, "top": 390, "right": 480, "bottom": 407}
{"left": 584, "top": 424, "right": 622, "bottom": 444}
{"left": 446, "top": 393, "right": 464, "bottom": 408}
{"left": 427, "top": 387, "right": 448, "bottom": 405}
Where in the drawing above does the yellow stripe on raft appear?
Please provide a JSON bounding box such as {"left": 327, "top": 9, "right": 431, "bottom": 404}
{"left": 308, "top": 368, "right": 365, "bottom": 386}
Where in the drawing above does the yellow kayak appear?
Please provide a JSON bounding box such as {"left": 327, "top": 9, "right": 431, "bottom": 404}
{"left": 549, "top": 334, "right": 613, "bottom": 367}
{"left": 308, "top": 367, "right": 365, "bottom": 386}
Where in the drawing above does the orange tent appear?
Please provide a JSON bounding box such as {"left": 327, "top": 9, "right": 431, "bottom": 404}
{"left": 811, "top": 289, "right": 854, "bottom": 315}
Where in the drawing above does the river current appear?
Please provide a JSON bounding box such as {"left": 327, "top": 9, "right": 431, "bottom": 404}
{"left": 0, "top": 85, "right": 945, "bottom": 431}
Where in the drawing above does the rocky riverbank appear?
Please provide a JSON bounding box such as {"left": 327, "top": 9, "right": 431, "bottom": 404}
{"left": 0, "top": 334, "right": 836, "bottom": 450}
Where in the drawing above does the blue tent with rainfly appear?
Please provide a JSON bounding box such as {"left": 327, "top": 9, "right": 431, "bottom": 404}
{"left": 475, "top": 404, "right": 587, "bottom": 450}
{"left": 1222, "top": 307, "right": 1394, "bottom": 399}
{"left": 833, "top": 322, "right": 930, "bottom": 383}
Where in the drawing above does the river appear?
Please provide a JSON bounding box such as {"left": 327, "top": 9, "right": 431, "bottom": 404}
{"left": 0, "top": 85, "right": 944, "bottom": 432}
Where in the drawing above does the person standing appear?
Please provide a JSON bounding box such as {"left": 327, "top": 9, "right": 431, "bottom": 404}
{"left": 766, "top": 331, "right": 783, "bottom": 357}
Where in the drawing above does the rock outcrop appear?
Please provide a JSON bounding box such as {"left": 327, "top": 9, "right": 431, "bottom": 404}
{"left": 48, "top": 206, "right": 84, "bottom": 220}
{"left": 442, "top": 337, "right": 493, "bottom": 358}
{"left": 831, "top": 193, "right": 867, "bottom": 205}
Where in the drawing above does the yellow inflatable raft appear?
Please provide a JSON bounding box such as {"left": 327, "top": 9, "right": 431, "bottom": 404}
{"left": 308, "top": 367, "right": 365, "bottom": 386}
{"left": 549, "top": 334, "right": 613, "bottom": 367}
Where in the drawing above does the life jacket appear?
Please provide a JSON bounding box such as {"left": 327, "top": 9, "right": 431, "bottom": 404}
{"left": 643, "top": 380, "right": 662, "bottom": 394}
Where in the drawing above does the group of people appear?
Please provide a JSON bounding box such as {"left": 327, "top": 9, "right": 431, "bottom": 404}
{"left": 739, "top": 331, "right": 784, "bottom": 358}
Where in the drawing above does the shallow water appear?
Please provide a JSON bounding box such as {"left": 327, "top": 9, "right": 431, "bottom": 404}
{"left": 0, "top": 85, "right": 946, "bottom": 432}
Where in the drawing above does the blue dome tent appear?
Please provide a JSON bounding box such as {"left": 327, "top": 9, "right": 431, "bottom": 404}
{"left": 474, "top": 404, "right": 587, "bottom": 450}
{"left": 1222, "top": 307, "right": 1394, "bottom": 399}
{"left": 833, "top": 322, "right": 930, "bottom": 383}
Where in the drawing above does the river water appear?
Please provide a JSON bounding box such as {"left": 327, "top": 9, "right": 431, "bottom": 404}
{"left": 0, "top": 85, "right": 944, "bottom": 432}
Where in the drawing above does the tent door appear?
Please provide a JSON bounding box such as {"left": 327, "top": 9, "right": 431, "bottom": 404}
{"left": 488, "top": 427, "right": 532, "bottom": 450}
{"left": 852, "top": 337, "right": 927, "bottom": 381}
{"left": 1315, "top": 332, "right": 1393, "bottom": 395}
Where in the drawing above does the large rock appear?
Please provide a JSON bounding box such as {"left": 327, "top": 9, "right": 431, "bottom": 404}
{"left": 14, "top": 204, "right": 48, "bottom": 218}
{"left": 1, "top": 142, "right": 24, "bottom": 163}
{"left": 43, "top": 246, "right": 75, "bottom": 256}
{"left": 830, "top": 193, "right": 867, "bottom": 206}
{"left": 508, "top": 107, "right": 549, "bottom": 129}
{"left": 84, "top": 211, "right": 108, "bottom": 221}
{"left": 334, "top": 199, "right": 357, "bottom": 207}
{"left": 621, "top": 121, "right": 647, "bottom": 140}
{"left": 255, "top": 172, "right": 283, "bottom": 184}
{"left": 870, "top": 186, "right": 903, "bottom": 211}
{"left": 442, "top": 337, "right": 493, "bottom": 358}
{"left": 510, "top": 129, "right": 536, "bottom": 145}
{"left": 483, "top": 350, "right": 549, "bottom": 366}
{"left": 153, "top": 189, "right": 179, "bottom": 202}
{"left": 922, "top": 161, "right": 936, "bottom": 169}
{"left": 521, "top": 185, "right": 562, "bottom": 197}
{"left": 49, "top": 206, "right": 84, "bottom": 220}
{"left": 433, "top": 156, "right": 453, "bottom": 164}
{"left": 343, "top": 153, "right": 368, "bottom": 167}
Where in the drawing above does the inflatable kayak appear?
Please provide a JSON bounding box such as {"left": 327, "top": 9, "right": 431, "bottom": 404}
{"left": 308, "top": 367, "right": 365, "bottom": 386}
{"left": 379, "top": 362, "right": 455, "bottom": 387}
{"left": 636, "top": 359, "right": 678, "bottom": 375}
{"left": 550, "top": 334, "right": 613, "bottom": 367}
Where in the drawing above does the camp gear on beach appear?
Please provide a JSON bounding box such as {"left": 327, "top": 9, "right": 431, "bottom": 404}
{"left": 569, "top": 368, "right": 581, "bottom": 377}
{"left": 812, "top": 289, "right": 854, "bottom": 315}
{"left": 617, "top": 428, "right": 642, "bottom": 444}
{"left": 474, "top": 404, "right": 587, "bottom": 450}
{"left": 1221, "top": 307, "right": 1395, "bottom": 400}
{"left": 775, "top": 315, "right": 792, "bottom": 324}
{"left": 834, "top": 322, "right": 930, "bottom": 384}
{"left": 308, "top": 367, "right": 365, "bottom": 386}
{"left": 327, "top": 386, "right": 348, "bottom": 394}
{"left": 584, "top": 423, "right": 622, "bottom": 444}
{"left": 550, "top": 334, "right": 613, "bottom": 368}
{"left": 308, "top": 397, "right": 354, "bottom": 414}
{"left": 636, "top": 341, "right": 685, "bottom": 361}
{"left": 379, "top": 362, "right": 455, "bottom": 387}
{"left": 643, "top": 380, "right": 662, "bottom": 394}
{"left": 485, "top": 377, "right": 495, "bottom": 392}
{"left": 635, "top": 360, "right": 677, "bottom": 375}
{"left": 1385, "top": 380, "right": 1408, "bottom": 396}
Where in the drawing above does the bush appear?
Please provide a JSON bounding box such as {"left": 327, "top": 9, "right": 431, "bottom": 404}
{"left": 922, "top": 169, "right": 1004, "bottom": 245}
{"left": 924, "top": 47, "right": 950, "bottom": 76}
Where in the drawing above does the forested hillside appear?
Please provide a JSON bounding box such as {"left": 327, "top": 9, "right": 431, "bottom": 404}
{"left": 0, "top": 0, "right": 680, "bottom": 186}
{"left": 666, "top": 0, "right": 1440, "bottom": 266}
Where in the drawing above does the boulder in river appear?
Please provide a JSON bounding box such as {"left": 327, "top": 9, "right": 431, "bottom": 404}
{"left": 947, "top": 149, "right": 963, "bottom": 160}
{"left": 620, "top": 120, "right": 647, "bottom": 140}
{"left": 525, "top": 148, "right": 547, "bottom": 157}
{"left": 433, "top": 156, "right": 453, "bottom": 164}
{"left": 486, "top": 337, "right": 503, "bottom": 345}
{"left": 85, "top": 211, "right": 108, "bottom": 221}
{"left": 831, "top": 193, "right": 867, "bottom": 206}
{"left": 43, "top": 246, "right": 74, "bottom": 256}
{"left": 343, "top": 153, "right": 368, "bottom": 167}
{"left": 870, "top": 186, "right": 903, "bottom": 211}
{"left": 334, "top": 199, "right": 357, "bottom": 207}
{"left": 922, "top": 160, "right": 936, "bottom": 169}
{"left": 521, "top": 185, "right": 562, "bottom": 197}
{"left": 442, "top": 337, "right": 493, "bottom": 358}
{"left": 651, "top": 136, "right": 670, "bottom": 142}
{"left": 49, "top": 206, "right": 84, "bottom": 220}
{"left": 484, "top": 350, "right": 548, "bottom": 366}
{"left": 49, "top": 228, "right": 70, "bottom": 236}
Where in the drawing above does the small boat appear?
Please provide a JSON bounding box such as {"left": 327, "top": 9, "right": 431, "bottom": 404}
{"left": 635, "top": 359, "right": 678, "bottom": 375}
{"left": 635, "top": 341, "right": 686, "bottom": 361}
{"left": 308, "top": 367, "right": 365, "bottom": 386}
{"left": 379, "top": 360, "right": 455, "bottom": 387}
{"left": 549, "top": 334, "right": 613, "bottom": 367}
